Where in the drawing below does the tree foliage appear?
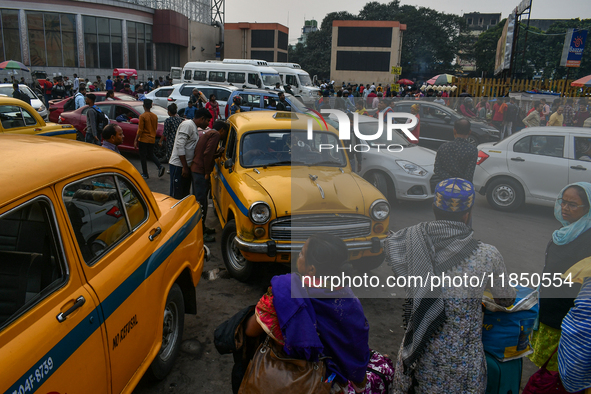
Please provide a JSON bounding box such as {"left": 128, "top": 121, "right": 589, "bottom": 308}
{"left": 289, "top": 0, "right": 471, "bottom": 79}
{"left": 473, "top": 18, "right": 591, "bottom": 79}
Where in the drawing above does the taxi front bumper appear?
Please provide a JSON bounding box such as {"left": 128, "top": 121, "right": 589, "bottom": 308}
{"left": 234, "top": 236, "right": 384, "bottom": 257}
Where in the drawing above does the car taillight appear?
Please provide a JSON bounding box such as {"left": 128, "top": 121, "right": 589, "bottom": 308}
{"left": 106, "top": 206, "right": 123, "bottom": 219}
{"left": 477, "top": 150, "right": 489, "bottom": 165}
{"left": 58, "top": 116, "right": 64, "bottom": 124}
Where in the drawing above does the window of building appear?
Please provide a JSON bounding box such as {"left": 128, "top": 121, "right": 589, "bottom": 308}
{"left": 251, "top": 30, "right": 274, "bottom": 48}
{"left": 44, "top": 13, "right": 62, "bottom": 67}
{"left": 137, "top": 23, "right": 145, "bottom": 70}
{"left": 491, "top": 20, "right": 497, "bottom": 25}
{"left": 1, "top": 10, "right": 22, "bottom": 63}
{"left": 277, "top": 31, "right": 288, "bottom": 51}
{"left": 61, "top": 14, "right": 77, "bottom": 67}
{"left": 250, "top": 50, "right": 274, "bottom": 62}
{"left": 111, "top": 19, "right": 123, "bottom": 68}
{"left": 479, "top": 18, "right": 484, "bottom": 25}
{"left": 27, "top": 13, "right": 46, "bottom": 67}
{"left": 467, "top": 18, "right": 473, "bottom": 25}
{"left": 128, "top": 21, "right": 137, "bottom": 69}
{"left": 146, "top": 25, "right": 152, "bottom": 70}
{"left": 277, "top": 52, "right": 288, "bottom": 62}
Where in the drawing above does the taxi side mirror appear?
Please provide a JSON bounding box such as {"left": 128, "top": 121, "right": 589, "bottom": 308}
{"left": 130, "top": 118, "right": 139, "bottom": 124}
{"left": 224, "top": 159, "right": 234, "bottom": 169}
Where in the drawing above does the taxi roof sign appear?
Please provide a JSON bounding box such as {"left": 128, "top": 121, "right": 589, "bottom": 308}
{"left": 273, "top": 112, "right": 299, "bottom": 120}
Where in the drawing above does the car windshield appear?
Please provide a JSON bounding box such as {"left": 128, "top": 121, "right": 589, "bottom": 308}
{"left": 0, "top": 86, "right": 36, "bottom": 99}
{"left": 132, "top": 104, "right": 169, "bottom": 122}
{"left": 261, "top": 73, "right": 282, "bottom": 86}
{"left": 240, "top": 130, "right": 348, "bottom": 168}
{"left": 171, "top": 69, "right": 182, "bottom": 79}
{"left": 356, "top": 120, "right": 411, "bottom": 147}
{"left": 298, "top": 74, "right": 313, "bottom": 87}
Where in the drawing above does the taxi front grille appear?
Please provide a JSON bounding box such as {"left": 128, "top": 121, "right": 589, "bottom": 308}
{"left": 270, "top": 214, "right": 372, "bottom": 241}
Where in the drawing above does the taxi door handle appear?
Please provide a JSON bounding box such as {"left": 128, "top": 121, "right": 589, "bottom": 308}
{"left": 571, "top": 165, "right": 587, "bottom": 171}
{"left": 511, "top": 157, "right": 525, "bottom": 162}
{"left": 149, "top": 227, "right": 162, "bottom": 241}
{"left": 57, "top": 296, "right": 86, "bottom": 323}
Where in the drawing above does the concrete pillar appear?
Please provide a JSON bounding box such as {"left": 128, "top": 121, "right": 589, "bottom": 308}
{"left": 18, "top": 10, "right": 29, "bottom": 65}
{"left": 76, "top": 14, "right": 85, "bottom": 67}
{"left": 122, "top": 20, "right": 128, "bottom": 68}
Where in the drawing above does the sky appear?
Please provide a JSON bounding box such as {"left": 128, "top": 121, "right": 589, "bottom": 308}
{"left": 225, "top": 0, "right": 591, "bottom": 43}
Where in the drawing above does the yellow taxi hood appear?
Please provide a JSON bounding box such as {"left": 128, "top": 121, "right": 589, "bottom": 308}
{"left": 35, "top": 122, "right": 77, "bottom": 139}
{"left": 243, "top": 166, "right": 366, "bottom": 216}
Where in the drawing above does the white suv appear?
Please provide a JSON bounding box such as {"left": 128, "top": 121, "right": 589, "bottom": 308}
{"left": 474, "top": 126, "right": 591, "bottom": 211}
{"left": 146, "top": 83, "right": 237, "bottom": 118}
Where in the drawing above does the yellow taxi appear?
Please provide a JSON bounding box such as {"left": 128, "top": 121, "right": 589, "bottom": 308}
{"left": 212, "top": 111, "right": 390, "bottom": 281}
{"left": 0, "top": 97, "right": 76, "bottom": 139}
{"left": 0, "top": 135, "right": 207, "bottom": 393}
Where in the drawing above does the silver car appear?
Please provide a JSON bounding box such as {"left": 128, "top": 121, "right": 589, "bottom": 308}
{"left": 330, "top": 114, "right": 437, "bottom": 201}
{"left": 0, "top": 84, "right": 48, "bottom": 121}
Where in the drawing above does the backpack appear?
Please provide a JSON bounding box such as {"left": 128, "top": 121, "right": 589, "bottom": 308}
{"left": 91, "top": 106, "right": 109, "bottom": 138}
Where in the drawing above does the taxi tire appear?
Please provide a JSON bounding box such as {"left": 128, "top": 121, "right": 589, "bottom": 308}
{"left": 364, "top": 172, "right": 391, "bottom": 201}
{"left": 352, "top": 253, "right": 385, "bottom": 272}
{"left": 486, "top": 177, "right": 524, "bottom": 212}
{"left": 148, "top": 283, "right": 184, "bottom": 381}
{"left": 221, "top": 220, "right": 254, "bottom": 282}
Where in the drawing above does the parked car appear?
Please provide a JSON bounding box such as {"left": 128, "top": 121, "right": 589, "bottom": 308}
{"left": 143, "top": 85, "right": 175, "bottom": 109}
{"left": 225, "top": 89, "right": 308, "bottom": 118}
{"left": 340, "top": 114, "right": 437, "bottom": 201}
{"left": 48, "top": 91, "right": 135, "bottom": 123}
{"left": 0, "top": 83, "right": 49, "bottom": 120}
{"left": 0, "top": 135, "right": 208, "bottom": 393}
{"left": 0, "top": 97, "right": 76, "bottom": 139}
{"left": 211, "top": 111, "right": 390, "bottom": 281}
{"left": 163, "top": 83, "right": 236, "bottom": 118}
{"left": 59, "top": 100, "right": 168, "bottom": 161}
{"left": 473, "top": 126, "right": 590, "bottom": 211}
{"left": 392, "top": 101, "right": 500, "bottom": 148}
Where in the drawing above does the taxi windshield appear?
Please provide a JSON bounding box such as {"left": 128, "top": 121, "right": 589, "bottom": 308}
{"left": 240, "top": 130, "right": 348, "bottom": 168}
{"left": 261, "top": 73, "right": 282, "bottom": 86}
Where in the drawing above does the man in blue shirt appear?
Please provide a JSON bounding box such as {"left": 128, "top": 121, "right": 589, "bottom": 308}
{"left": 184, "top": 101, "right": 197, "bottom": 119}
{"left": 105, "top": 76, "right": 113, "bottom": 91}
{"left": 74, "top": 85, "right": 86, "bottom": 109}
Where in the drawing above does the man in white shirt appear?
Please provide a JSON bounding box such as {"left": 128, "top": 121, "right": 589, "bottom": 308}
{"left": 168, "top": 108, "right": 211, "bottom": 199}
{"left": 74, "top": 85, "right": 86, "bottom": 109}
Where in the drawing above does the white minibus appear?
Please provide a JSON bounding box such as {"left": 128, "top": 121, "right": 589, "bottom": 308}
{"left": 268, "top": 62, "right": 319, "bottom": 104}
{"left": 180, "top": 59, "right": 282, "bottom": 90}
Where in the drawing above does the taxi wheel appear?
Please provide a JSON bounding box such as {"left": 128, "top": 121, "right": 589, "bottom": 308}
{"left": 148, "top": 283, "right": 184, "bottom": 380}
{"left": 486, "top": 177, "right": 524, "bottom": 212}
{"left": 352, "top": 253, "right": 385, "bottom": 272}
{"left": 221, "top": 220, "right": 254, "bottom": 282}
{"left": 364, "top": 172, "right": 391, "bottom": 200}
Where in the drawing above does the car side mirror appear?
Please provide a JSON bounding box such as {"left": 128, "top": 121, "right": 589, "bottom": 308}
{"left": 224, "top": 159, "right": 234, "bottom": 169}
{"left": 130, "top": 118, "right": 139, "bottom": 124}
{"left": 444, "top": 116, "right": 452, "bottom": 123}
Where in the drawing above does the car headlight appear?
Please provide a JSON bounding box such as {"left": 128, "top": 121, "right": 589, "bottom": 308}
{"left": 37, "top": 104, "right": 46, "bottom": 112}
{"left": 485, "top": 128, "right": 499, "bottom": 135}
{"left": 249, "top": 202, "right": 271, "bottom": 224}
{"left": 310, "top": 91, "right": 317, "bottom": 97}
{"left": 370, "top": 199, "right": 390, "bottom": 221}
{"left": 396, "top": 160, "right": 428, "bottom": 176}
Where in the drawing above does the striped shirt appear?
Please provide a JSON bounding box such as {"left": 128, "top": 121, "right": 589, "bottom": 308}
{"left": 558, "top": 277, "right": 591, "bottom": 392}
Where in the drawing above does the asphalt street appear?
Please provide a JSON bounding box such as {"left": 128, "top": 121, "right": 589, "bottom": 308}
{"left": 124, "top": 152, "right": 558, "bottom": 393}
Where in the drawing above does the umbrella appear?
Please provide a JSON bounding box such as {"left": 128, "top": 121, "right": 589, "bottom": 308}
{"left": 426, "top": 74, "right": 454, "bottom": 85}
{"left": 398, "top": 79, "right": 414, "bottom": 85}
{"left": 571, "top": 75, "right": 591, "bottom": 87}
{"left": 0, "top": 60, "right": 30, "bottom": 72}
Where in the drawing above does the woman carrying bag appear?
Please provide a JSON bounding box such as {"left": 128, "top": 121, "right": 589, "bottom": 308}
{"left": 242, "top": 233, "right": 370, "bottom": 394}
{"left": 529, "top": 182, "right": 591, "bottom": 372}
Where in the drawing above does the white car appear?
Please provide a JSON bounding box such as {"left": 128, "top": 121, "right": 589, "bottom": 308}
{"left": 0, "top": 84, "right": 48, "bottom": 120}
{"left": 474, "top": 126, "right": 591, "bottom": 211}
{"left": 145, "top": 83, "right": 237, "bottom": 118}
{"left": 328, "top": 114, "right": 437, "bottom": 201}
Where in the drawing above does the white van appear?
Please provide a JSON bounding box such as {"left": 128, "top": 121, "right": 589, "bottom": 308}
{"left": 180, "top": 59, "right": 282, "bottom": 90}
{"left": 170, "top": 67, "right": 182, "bottom": 85}
{"left": 268, "top": 62, "right": 319, "bottom": 104}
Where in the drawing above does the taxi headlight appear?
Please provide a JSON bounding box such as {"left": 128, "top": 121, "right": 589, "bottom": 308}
{"left": 370, "top": 199, "right": 390, "bottom": 221}
{"left": 249, "top": 202, "right": 271, "bottom": 224}
{"left": 37, "top": 104, "right": 46, "bottom": 112}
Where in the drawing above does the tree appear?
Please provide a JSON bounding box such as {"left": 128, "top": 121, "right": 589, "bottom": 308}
{"left": 473, "top": 20, "right": 506, "bottom": 76}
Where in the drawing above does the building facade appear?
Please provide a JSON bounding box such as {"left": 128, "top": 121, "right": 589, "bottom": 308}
{"left": 459, "top": 12, "right": 502, "bottom": 73}
{"left": 0, "top": 0, "right": 221, "bottom": 81}
{"left": 330, "top": 20, "right": 406, "bottom": 85}
{"left": 224, "top": 23, "right": 288, "bottom": 62}
{"left": 297, "top": 19, "right": 318, "bottom": 46}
